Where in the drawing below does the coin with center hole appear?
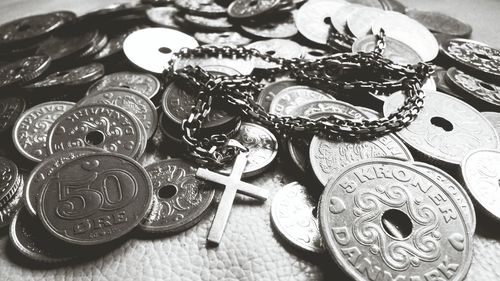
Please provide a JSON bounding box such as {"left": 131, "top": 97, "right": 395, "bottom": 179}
{"left": 124, "top": 27, "right": 198, "bottom": 73}
{"left": 271, "top": 182, "right": 324, "bottom": 254}
{"left": 406, "top": 9, "right": 472, "bottom": 38}
{"left": 0, "top": 97, "right": 26, "bottom": 134}
{"left": 87, "top": 72, "right": 161, "bottom": 99}
{"left": 38, "top": 153, "right": 153, "bottom": 245}
{"left": 228, "top": 0, "right": 281, "bottom": 19}
{"left": 383, "top": 90, "right": 499, "bottom": 165}
{"left": 194, "top": 31, "right": 253, "bottom": 46}
{"left": 352, "top": 35, "right": 422, "bottom": 65}
{"left": 269, "top": 86, "right": 334, "bottom": 116}
{"left": 23, "top": 63, "right": 105, "bottom": 89}
{"left": 446, "top": 67, "right": 500, "bottom": 109}
{"left": 13, "top": 101, "right": 75, "bottom": 162}
{"left": 140, "top": 158, "right": 215, "bottom": 233}
{"left": 319, "top": 159, "right": 473, "bottom": 281}
{"left": 0, "top": 55, "right": 51, "bottom": 88}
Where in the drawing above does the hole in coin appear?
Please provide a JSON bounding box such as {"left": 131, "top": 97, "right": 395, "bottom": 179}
{"left": 479, "top": 81, "right": 495, "bottom": 91}
{"left": 474, "top": 51, "right": 492, "bottom": 60}
{"left": 85, "top": 131, "right": 105, "bottom": 146}
{"left": 309, "top": 50, "right": 324, "bottom": 57}
{"left": 158, "top": 184, "right": 178, "bottom": 199}
{"left": 266, "top": 50, "right": 276, "bottom": 55}
{"left": 219, "top": 34, "right": 230, "bottom": 38}
{"left": 312, "top": 207, "right": 318, "bottom": 218}
{"left": 430, "top": 116, "right": 453, "bottom": 132}
{"left": 323, "top": 17, "right": 332, "bottom": 25}
{"left": 249, "top": 0, "right": 258, "bottom": 6}
{"left": 158, "top": 47, "right": 172, "bottom": 54}
{"left": 17, "top": 24, "right": 31, "bottom": 32}
{"left": 381, "top": 209, "right": 412, "bottom": 239}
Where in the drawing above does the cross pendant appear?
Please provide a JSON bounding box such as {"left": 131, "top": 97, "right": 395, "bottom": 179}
{"left": 196, "top": 152, "right": 269, "bottom": 245}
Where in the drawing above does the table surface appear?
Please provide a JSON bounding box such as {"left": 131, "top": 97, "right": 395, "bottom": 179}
{"left": 1, "top": 1, "right": 500, "bottom": 281}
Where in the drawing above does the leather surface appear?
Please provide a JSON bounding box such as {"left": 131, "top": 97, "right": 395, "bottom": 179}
{"left": 0, "top": 0, "right": 500, "bottom": 280}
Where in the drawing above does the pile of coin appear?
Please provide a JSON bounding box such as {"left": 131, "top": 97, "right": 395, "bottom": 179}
{"left": 0, "top": 0, "right": 499, "bottom": 279}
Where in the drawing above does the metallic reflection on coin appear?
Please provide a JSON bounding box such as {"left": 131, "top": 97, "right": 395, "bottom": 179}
{"left": 330, "top": 4, "right": 364, "bottom": 36}
{"left": 247, "top": 39, "right": 303, "bottom": 69}
{"left": 0, "top": 182, "right": 23, "bottom": 228}
{"left": 0, "top": 157, "right": 22, "bottom": 208}
{"left": 384, "top": 90, "right": 499, "bottom": 165}
{"left": 482, "top": 111, "right": 500, "bottom": 137}
{"left": 271, "top": 182, "right": 324, "bottom": 253}
{"left": 269, "top": 86, "right": 333, "bottom": 116}
{"left": 228, "top": 0, "right": 280, "bottom": 19}
{"left": 23, "top": 63, "right": 105, "bottom": 89}
{"left": 347, "top": 7, "right": 385, "bottom": 38}
{"left": 146, "top": 6, "right": 181, "bottom": 29}
{"left": 38, "top": 153, "right": 153, "bottom": 245}
{"left": 319, "top": 159, "right": 473, "bottom": 281}
{"left": 13, "top": 101, "right": 74, "bottom": 162}
{"left": 461, "top": 149, "right": 500, "bottom": 222}
{"left": 87, "top": 72, "right": 161, "bottom": 99}
{"left": 185, "top": 15, "right": 233, "bottom": 31}
{"left": 174, "top": 56, "right": 253, "bottom": 75}
{"left": 194, "top": 31, "right": 252, "bottom": 46}
{"left": 257, "top": 80, "right": 299, "bottom": 112}
{"left": 0, "top": 55, "right": 51, "bottom": 87}
{"left": 175, "top": 0, "right": 226, "bottom": 16}
{"left": 352, "top": 35, "right": 422, "bottom": 65}
{"left": 218, "top": 123, "right": 278, "bottom": 178}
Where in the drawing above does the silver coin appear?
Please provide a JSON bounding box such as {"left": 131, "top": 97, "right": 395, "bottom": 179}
{"left": 146, "top": 6, "right": 181, "bottom": 29}
{"left": 357, "top": 106, "right": 382, "bottom": 118}
{"left": 347, "top": 7, "right": 385, "bottom": 38}
{"left": 174, "top": 56, "right": 253, "bottom": 75}
{"left": 218, "top": 123, "right": 278, "bottom": 178}
{"left": 319, "top": 159, "right": 473, "bottom": 281}
{"left": 446, "top": 67, "right": 500, "bottom": 109}
{"left": 13, "top": 101, "right": 74, "bottom": 162}
{"left": 228, "top": 0, "right": 280, "bottom": 19}
{"left": 140, "top": 158, "right": 215, "bottom": 233}
{"left": 0, "top": 180, "right": 23, "bottom": 228}
{"left": 175, "top": 0, "right": 226, "bottom": 16}
{"left": 370, "top": 78, "right": 436, "bottom": 103}
{"left": 194, "top": 31, "right": 252, "bottom": 46}
{"left": 185, "top": 15, "right": 233, "bottom": 31}
{"left": 87, "top": 72, "right": 161, "bottom": 99}
{"left": 330, "top": 4, "right": 364, "bottom": 36}
{"left": 414, "top": 161, "right": 476, "bottom": 234}
{"left": 461, "top": 149, "right": 500, "bottom": 222}
{"left": 310, "top": 112, "right": 413, "bottom": 186}
{"left": 384, "top": 90, "right": 499, "bottom": 165}
{"left": 269, "top": 86, "right": 333, "bottom": 116}
{"left": 246, "top": 39, "right": 303, "bottom": 69}
{"left": 47, "top": 104, "right": 144, "bottom": 159}
{"left": 241, "top": 13, "right": 297, "bottom": 39}
{"left": 257, "top": 80, "right": 299, "bottom": 112}
{"left": 352, "top": 35, "right": 422, "bottom": 65}
{"left": 482, "top": 111, "right": 500, "bottom": 137}
{"left": 271, "top": 182, "right": 324, "bottom": 253}
{"left": 77, "top": 88, "right": 158, "bottom": 139}
{"left": 124, "top": 27, "right": 198, "bottom": 73}
{"left": 0, "top": 157, "right": 21, "bottom": 208}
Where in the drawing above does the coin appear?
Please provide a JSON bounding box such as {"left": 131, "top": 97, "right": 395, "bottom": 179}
{"left": 482, "top": 112, "right": 500, "bottom": 137}
{"left": 78, "top": 88, "right": 158, "bottom": 139}
{"left": 175, "top": 0, "right": 226, "bottom": 17}
{"left": 0, "top": 55, "right": 51, "bottom": 88}
{"left": 194, "top": 31, "right": 253, "bottom": 46}
{"left": 146, "top": 6, "right": 181, "bottom": 29}
{"left": 461, "top": 149, "right": 500, "bottom": 222}
{"left": 0, "top": 183, "right": 23, "bottom": 228}
{"left": 87, "top": 72, "right": 160, "bottom": 99}
{"left": 295, "top": 0, "right": 348, "bottom": 44}
{"left": 310, "top": 113, "right": 413, "bottom": 186}
{"left": 123, "top": 27, "right": 198, "bottom": 73}
{"left": 446, "top": 67, "right": 500, "bottom": 109}
{"left": 140, "top": 158, "right": 215, "bottom": 233}
{"left": 13, "top": 101, "right": 75, "bottom": 162}
{"left": 218, "top": 123, "right": 278, "bottom": 178}
{"left": 174, "top": 54, "right": 254, "bottom": 75}
{"left": 433, "top": 66, "right": 460, "bottom": 98}
{"left": 78, "top": 3, "right": 148, "bottom": 24}
{"left": 330, "top": 4, "right": 364, "bottom": 36}
{"left": 319, "top": 159, "right": 473, "bottom": 281}
{"left": 0, "top": 97, "right": 26, "bottom": 134}
{"left": 257, "top": 80, "right": 299, "bottom": 112}
{"left": 247, "top": 39, "right": 303, "bottom": 69}
{"left": 358, "top": 106, "right": 381, "bottom": 118}
{"left": 38, "top": 153, "right": 153, "bottom": 245}
{"left": 440, "top": 38, "right": 500, "bottom": 82}
{"left": 352, "top": 35, "right": 423, "bottom": 65}
{"left": 36, "top": 29, "right": 100, "bottom": 61}
{"left": 23, "top": 63, "right": 105, "bottom": 89}
{"left": 347, "top": 0, "right": 383, "bottom": 9}
{"left": 383, "top": 90, "right": 499, "bottom": 165}
{"left": 300, "top": 47, "right": 328, "bottom": 60}
{"left": 47, "top": 104, "right": 144, "bottom": 158}
{"left": 414, "top": 161, "right": 476, "bottom": 234}
{"left": 269, "top": 86, "right": 333, "bottom": 115}
{"left": 271, "top": 182, "right": 324, "bottom": 253}
{"left": 0, "top": 157, "right": 21, "bottom": 207}
{"left": 406, "top": 9, "right": 472, "bottom": 38}
{"left": 228, "top": 0, "right": 280, "bottom": 19}
{"left": 185, "top": 15, "right": 233, "bottom": 31}
{"left": 93, "top": 28, "right": 137, "bottom": 60}
{"left": 241, "top": 13, "right": 297, "bottom": 39}
{"left": 10, "top": 207, "right": 79, "bottom": 263}
{"left": 347, "top": 6, "right": 385, "bottom": 38}
{"left": 24, "top": 147, "right": 104, "bottom": 216}
{"left": 371, "top": 11, "right": 439, "bottom": 61}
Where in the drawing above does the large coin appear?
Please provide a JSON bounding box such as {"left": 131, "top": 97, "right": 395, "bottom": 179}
{"left": 47, "top": 104, "right": 144, "bottom": 158}
{"left": 140, "top": 158, "right": 215, "bottom": 233}
{"left": 123, "top": 27, "right": 198, "bottom": 73}
{"left": 13, "top": 101, "right": 75, "bottom": 162}
{"left": 352, "top": 35, "right": 422, "bottom": 65}
{"left": 319, "top": 159, "right": 473, "bottom": 281}
{"left": 0, "top": 97, "right": 26, "bottom": 134}
{"left": 461, "top": 149, "right": 500, "bottom": 222}
{"left": 247, "top": 39, "right": 303, "bottom": 69}
{"left": 0, "top": 157, "right": 21, "bottom": 207}
{"left": 77, "top": 88, "right": 158, "bottom": 139}
{"left": 271, "top": 182, "right": 324, "bottom": 253}
{"left": 0, "top": 55, "right": 51, "bottom": 88}
{"left": 406, "top": 9, "right": 472, "bottom": 38}
{"left": 38, "top": 153, "right": 153, "bottom": 245}
{"left": 218, "top": 123, "right": 278, "bottom": 178}
{"left": 257, "top": 80, "right": 299, "bottom": 112}
{"left": 228, "top": 0, "right": 280, "bottom": 19}
{"left": 446, "top": 67, "right": 500, "bottom": 109}
{"left": 383, "top": 90, "right": 499, "bottom": 165}
{"left": 295, "top": 0, "right": 348, "bottom": 44}
{"left": 87, "top": 72, "right": 161, "bottom": 99}
{"left": 269, "top": 86, "right": 333, "bottom": 116}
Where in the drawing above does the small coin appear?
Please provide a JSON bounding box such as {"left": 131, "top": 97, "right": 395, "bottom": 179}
{"left": 414, "top": 161, "right": 476, "bottom": 234}
{"left": 461, "top": 149, "right": 500, "bottom": 222}
{"left": 87, "top": 72, "right": 161, "bottom": 99}
{"left": 0, "top": 183, "right": 23, "bottom": 228}
{"left": 330, "top": 4, "right": 364, "bottom": 36}
{"left": 47, "top": 104, "right": 144, "bottom": 158}
{"left": 319, "top": 159, "right": 473, "bottom": 281}
{"left": 247, "top": 39, "right": 303, "bottom": 69}
{"left": 140, "top": 158, "right": 215, "bottom": 233}
{"left": 124, "top": 27, "right": 198, "bottom": 73}
{"left": 352, "top": 35, "right": 423, "bottom": 65}
{"left": 347, "top": 6, "right": 385, "bottom": 38}
{"left": 371, "top": 11, "right": 439, "bottom": 61}
{"left": 185, "top": 15, "right": 233, "bottom": 31}
{"left": 269, "top": 86, "right": 333, "bottom": 116}
{"left": 241, "top": 13, "right": 297, "bottom": 39}
{"left": 36, "top": 29, "right": 100, "bottom": 61}
{"left": 383, "top": 90, "right": 499, "bottom": 165}
{"left": 13, "top": 101, "right": 75, "bottom": 162}
{"left": 175, "top": 0, "right": 226, "bottom": 16}
{"left": 0, "top": 97, "right": 26, "bottom": 134}
{"left": 441, "top": 38, "right": 500, "bottom": 82}
{"left": 38, "top": 153, "right": 153, "bottom": 245}
{"left": 146, "top": 6, "right": 181, "bottom": 29}
{"left": 194, "top": 31, "right": 253, "bottom": 46}
{"left": 406, "top": 9, "right": 472, "bottom": 38}
{"left": 271, "top": 182, "right": 324, "bottom": 253}
{"left": 482, "top": 111, "right": 500, "bottom": 137}
{"left": 10, "top": 207, "right": 80, "bottom": 263}
{"left": 23, "top": 63, "right": 105, "bottom": 89}
{"left": 295, "top": 0, "right": 348, "bottom": 44}
{"left": 0, "top": 157, "right": 21, "bottom": 207}
{"left": 228, "top": 0, "right": 280, "bottom": 19}
{"left": 78, "top": 88, "right": 158, "bottom": 139}
{"left": 0, "top": 55, "right": 51, "bottom": 88}
{"left": 257, "top": 80, "right": 299, "bottom": 112}
{"left": 218, "top": 123, "right": 278, "bottom": 178}
{"left": 446, "top": 67, "right": 500, "bottom": 109}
